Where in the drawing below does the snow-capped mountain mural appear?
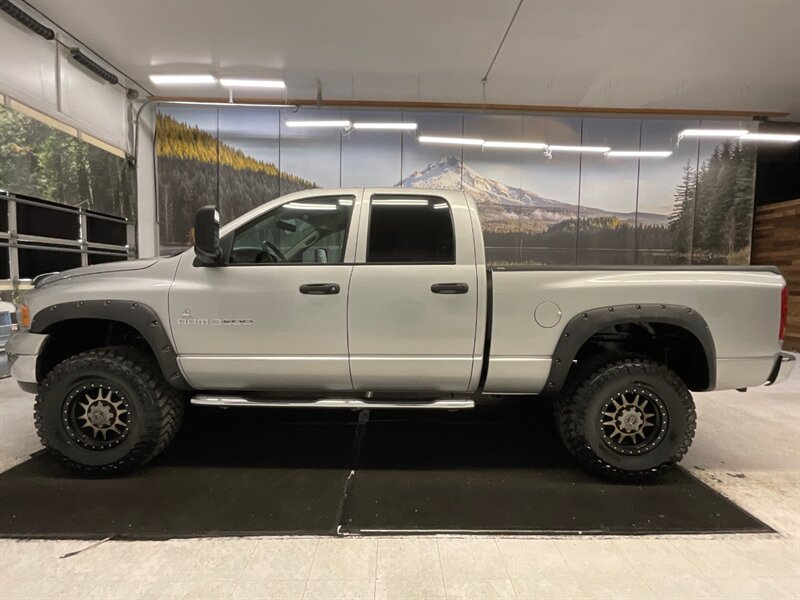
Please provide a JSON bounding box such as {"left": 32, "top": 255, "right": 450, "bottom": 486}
{"left": 153, "top": 107, "right": 755, "bottom": 265}
{"left": 399, "top": 156, "right": 669, "bottom": 233}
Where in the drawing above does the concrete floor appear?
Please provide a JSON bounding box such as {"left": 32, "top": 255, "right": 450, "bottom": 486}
{"left": 0, "top": 362, "right": 798, "bottom": 600}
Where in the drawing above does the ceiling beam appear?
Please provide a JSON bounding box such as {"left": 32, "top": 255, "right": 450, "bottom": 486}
{"left": 146, "top": 96, "right": 789, "bottom": 119}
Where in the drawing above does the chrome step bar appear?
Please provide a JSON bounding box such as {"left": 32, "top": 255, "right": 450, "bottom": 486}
{"left": 191, "top": 395, "right": 475, "bottom": 410}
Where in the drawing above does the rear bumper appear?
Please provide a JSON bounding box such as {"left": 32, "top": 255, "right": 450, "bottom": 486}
{"left": 766, "top": 352, "right": 796, "bottom": 386}
{"left": 5, "top": 331, "right": 48, "bottom": 387}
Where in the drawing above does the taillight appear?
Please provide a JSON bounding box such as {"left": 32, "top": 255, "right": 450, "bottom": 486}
{"left": 779, "top": 286, "right": 788, "bottom": 342}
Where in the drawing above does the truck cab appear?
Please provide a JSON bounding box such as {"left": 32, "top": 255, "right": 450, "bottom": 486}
{"left": 172, "top": 188, "right": 487, "bottom": 394}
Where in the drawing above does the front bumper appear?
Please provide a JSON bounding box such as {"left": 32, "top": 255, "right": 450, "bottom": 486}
{"left": 766, "top": 351, "right": 796, "bottom": 386}
{"left": 5, "top": 331, "right": 49, "bottom": 387}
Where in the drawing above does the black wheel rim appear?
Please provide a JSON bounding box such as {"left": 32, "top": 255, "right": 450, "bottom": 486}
{"left": 63, "top": 381, "right": 132, "bottom": 450}
{"left": 599, "top": 385, "right": 668, "bottom": 456}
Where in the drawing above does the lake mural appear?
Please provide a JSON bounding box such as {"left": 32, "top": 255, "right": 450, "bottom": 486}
{"left": 155, "top": 107, "right": 755, "bottom": 265}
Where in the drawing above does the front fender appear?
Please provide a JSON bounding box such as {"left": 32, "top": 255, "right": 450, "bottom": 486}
{"left": 30, "top": 300, "right": 191, "bottom": 390}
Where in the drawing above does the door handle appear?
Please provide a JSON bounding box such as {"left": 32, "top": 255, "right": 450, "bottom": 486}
{"left": 431, "top": 282, "right": 469, "bottom": 294}
{"left": 299, "top": 283, "right": 340, "bottom": 295}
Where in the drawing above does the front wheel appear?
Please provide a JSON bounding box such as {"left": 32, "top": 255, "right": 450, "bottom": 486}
{"left": 555, "top": 354, "right": 696, "bottom": 482}
{"left": 34, "top": 346, "right": 185, "bottom": 475}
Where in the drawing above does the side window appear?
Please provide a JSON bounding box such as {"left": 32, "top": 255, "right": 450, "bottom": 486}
{"left": 367, "top": 196, "right": 455, "bottom": 263}
{"left": 230, "top": 196, "right": 354, "bottom": 264}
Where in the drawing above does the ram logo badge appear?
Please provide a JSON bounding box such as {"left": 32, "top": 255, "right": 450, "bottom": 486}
{"left": 178, "top": 309, "right": 253, "bottom": 326}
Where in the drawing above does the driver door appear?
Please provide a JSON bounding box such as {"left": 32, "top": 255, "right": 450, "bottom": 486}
{"left": 169, "top": 191, "right": 362, "bottom": 391}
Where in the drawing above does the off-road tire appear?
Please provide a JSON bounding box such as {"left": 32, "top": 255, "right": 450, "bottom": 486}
{"left": 34, "top": 345, "right": 185, "bottom": 475}
{"left": 555, "top": 353, "right": 696, "bottom": 482}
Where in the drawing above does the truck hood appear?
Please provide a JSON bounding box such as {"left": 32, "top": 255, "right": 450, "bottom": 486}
{"left": 34, "top": 258, "right": 161, "bottom": 288}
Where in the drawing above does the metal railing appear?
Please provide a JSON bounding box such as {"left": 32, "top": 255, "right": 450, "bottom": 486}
{"left": 0, "top": 191, "right": 135, "bottom": 297}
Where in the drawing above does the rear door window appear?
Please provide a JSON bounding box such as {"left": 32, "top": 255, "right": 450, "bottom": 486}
{"left": 366, "top": 196, "right": 455, "bottom": 263}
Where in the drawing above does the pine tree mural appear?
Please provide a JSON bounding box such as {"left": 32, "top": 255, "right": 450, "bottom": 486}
{"left": 0, "top": 105, "right": 134, "bottom": 218}
{"left": 669, "top": 161, "right": 697, "bottom": 260}
{"left": 669, "top": 141, "right": 756, "bottom": 265}
{"left": 155, "top": 113, "right": 316, "bottom": 250}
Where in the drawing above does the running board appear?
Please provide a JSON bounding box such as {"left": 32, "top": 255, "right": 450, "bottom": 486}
{"left": 190, "top": 395, "right": 475, "bottom": 410}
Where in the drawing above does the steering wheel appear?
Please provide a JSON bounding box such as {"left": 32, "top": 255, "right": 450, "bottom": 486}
{"left": 261, "top": 241, "right": 287, "bottom": 263}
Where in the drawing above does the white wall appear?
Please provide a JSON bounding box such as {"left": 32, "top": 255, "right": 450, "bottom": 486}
{"left": 135, "top": 105, "right": 158, "bottom": 257}
{"left": 0, "top": 8, "right": 155, "bottom": 255}
{"left": 0, "top": 12, "right": 140, "bottom": 155}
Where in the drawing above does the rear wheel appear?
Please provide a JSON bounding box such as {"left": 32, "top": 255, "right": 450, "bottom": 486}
{"left": 555, "top": 354, "right": 696, "bottom": 482}
{"left": 34, "top": 346, "right": 185, "bottom": 475}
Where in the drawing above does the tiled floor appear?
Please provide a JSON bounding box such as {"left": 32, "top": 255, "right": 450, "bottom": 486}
{"left": 0, "top": 358, "right": 798, "bottom": 600}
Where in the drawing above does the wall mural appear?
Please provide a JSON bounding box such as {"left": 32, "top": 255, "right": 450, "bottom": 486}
{"left": 155, "top": 107, "right": 755, "bottom": 265}
{"left": 0, "top": 105, "right": 135, "bottom": 219}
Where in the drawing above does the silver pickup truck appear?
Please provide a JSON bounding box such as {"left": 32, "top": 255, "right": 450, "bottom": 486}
{"left": 6, "top": 188, "right": 794, "bottom": 481}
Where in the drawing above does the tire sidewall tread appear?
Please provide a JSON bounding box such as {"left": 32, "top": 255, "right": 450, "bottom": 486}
{"left": 555, "top": 354, "right": 696, "bottom": 483}
{"left": 34, "top": 345, "right": 185, "bottom": 476}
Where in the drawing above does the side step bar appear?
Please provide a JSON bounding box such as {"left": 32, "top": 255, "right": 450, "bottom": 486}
{"left": 191, "top": 395, "right": 475, "bottom": 410}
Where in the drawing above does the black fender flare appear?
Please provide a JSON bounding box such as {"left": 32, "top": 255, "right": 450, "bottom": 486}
{"left": 544, "top": 303, "right": 716, "bottom": 394}
{"left": 31, "top": 299, "right": 190, "bottom": 390}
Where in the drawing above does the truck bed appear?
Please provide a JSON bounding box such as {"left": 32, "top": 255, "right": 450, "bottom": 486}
{"left": 482, "top": 265, "right": 785, "bottom": 394}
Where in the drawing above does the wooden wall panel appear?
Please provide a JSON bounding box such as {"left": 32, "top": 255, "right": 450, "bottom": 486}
{"left": 751, "top": 198, "right": 800, "bottom": 352}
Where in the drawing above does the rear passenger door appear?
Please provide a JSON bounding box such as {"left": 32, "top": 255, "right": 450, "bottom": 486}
{"left": 347, "top": 192, "right": 479, "bottom": 392}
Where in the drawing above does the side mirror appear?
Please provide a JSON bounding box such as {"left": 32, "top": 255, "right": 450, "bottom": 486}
{"left": 194, "top": 205, "right": 222, "bottom": 266}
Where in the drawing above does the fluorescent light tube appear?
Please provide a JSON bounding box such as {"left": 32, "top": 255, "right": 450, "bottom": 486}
{"left": 419, "top": 135, "right": 485, "bottom": 146}
{"left": 740, "top": 132, "right": 800, "bottom": 143}
{"left": 548, "top": 145, "right": 611, "bottom": 153}
{"left": 149, "top": 74, "right": 216, "bottom": 85}
{"left": 679, "top": 129, "right": 748, "bottom": 138}
{"left": 433, "top": 202, "right": 449, "bottom": 209}
{"left": 285, "top": 120, "right": 351, "bottom": 128}
{"left": 338, "top": 198, "right": 354, "bottom": 205}
{"left": 372, "top": 199, "right": 431, "bottom": 206}
{"left": 219, "top": 78, "right": 285, "bottom": 89}
{"left": 607, "top": 150, "right": 673, "bottom": 158}
{"left": 284, "top": 202, "right": 337, "bottom": 210}
{"left": 352, "top": 122, "right": 418, "bottom": 130}
{"left": 483, "top": 140, "right": 547, "bottom": 150}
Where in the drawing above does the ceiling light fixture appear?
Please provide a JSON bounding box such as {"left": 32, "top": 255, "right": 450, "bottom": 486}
{"left": 548, "top": 145, "right": 611, "bottom": 153}
{"left": 351, "top": 122, "right": 418, "bottom": 130}
{"left": 419, "top": 135, "right": 485, "bottom": 146}
{"left": 606, "top": 150, "right": 673, "bottom": 158}
{"left": 285, "top": 120, "right": 351, "bottom": 128}
{"left": 218, "top": 78, "right": 286, "bottom": 89}
{"left": 0, "top": 0, "right": 54, "bottom": 40}
{"left": 149, "top": 74, "right": 216, "bottom": 85}
{"left": 740, "top": 132, "right": 800, "bottom": 143}
{"left": 483, "top": 141, "right": 547, "bottom": 150}
{"left": 678, "top": 128, "right": 748, "bottom": 138}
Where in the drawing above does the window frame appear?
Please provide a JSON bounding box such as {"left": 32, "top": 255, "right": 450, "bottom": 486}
{"left": 364, "top": 194, "right": 457, "bottom": 265}
{"left": 223, "top": 194, "right": 357, "bottom": 266}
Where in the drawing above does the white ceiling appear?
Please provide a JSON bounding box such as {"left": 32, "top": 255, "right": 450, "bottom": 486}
{"left": 26, "top": 0, "right": 800, "bottom": 118}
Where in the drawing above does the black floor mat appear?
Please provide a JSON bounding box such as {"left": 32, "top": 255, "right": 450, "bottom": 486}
{"left": 0, "top": 402, "right": 771, "bottom": 539}
{"left": 0, "top": 410, "right": 358, "bottom": 539}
